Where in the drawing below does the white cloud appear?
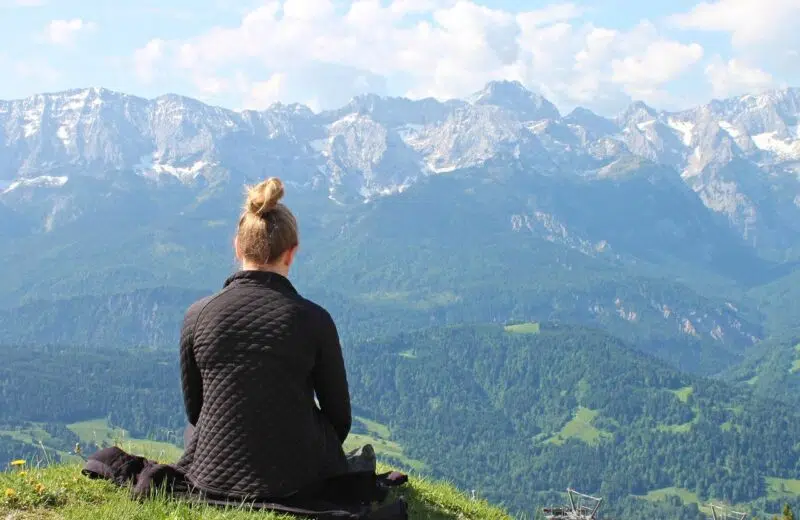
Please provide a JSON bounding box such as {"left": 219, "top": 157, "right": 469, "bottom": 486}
{"left": 133, "top": 39, "right": 165, "bottom": 84}
{"left": 705, "top": 58, "right": 775, "bottom": 98}
{"left": 670, "top": 0, "right": 800, "bottom": 48}
{"left": 131, "top": 0, "right": 713, "bottom": 114}
{"left": 44, "top": 18, "right": 96, "bottom": 46}
{"left": 244, "top": 72, "right": 287, "bottom": 109}
{"left": 611, "top": 40, "right": 704, "bottom": 100}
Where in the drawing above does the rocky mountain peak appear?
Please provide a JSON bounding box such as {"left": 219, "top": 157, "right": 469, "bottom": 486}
{"left": 2, "top": 82, "right": 800, "bottom": 252}
{"left": 470, "top": 80, "right": 561, "bottom": 121}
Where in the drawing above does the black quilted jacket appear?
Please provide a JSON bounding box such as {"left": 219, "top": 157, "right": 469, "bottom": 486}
{"left": 175, "top": 269, "right": 351, "bottom": 499}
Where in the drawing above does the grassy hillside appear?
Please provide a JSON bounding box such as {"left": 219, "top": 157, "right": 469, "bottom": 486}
{"left": 0, "top": 459, "right": 511, "bottom": 520}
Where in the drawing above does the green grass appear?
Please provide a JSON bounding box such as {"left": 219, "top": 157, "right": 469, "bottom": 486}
{"left": 657, "top": 401, "right": 701, "bottom": 434}
{"left": 354, "top": 417, "right": 391, "bottom": 439}
{"left": 638, "top": 486, "right": 773, "bottom": 518}
{"left": 657, "top": 422, "right": 693, "bottom": 434}
{"left": 544, "top": 407, "right": 612, "bottom": 446}
{"left": 720, "top": 421, "right": 741, "bottom": 433}
{"left": 640, "top": 486, "right": 702, "bottom": 506}
{"left": 637, "top": 486, "right": 720, "bottom": 516}
{"left": 503, "top": 322, "right": 541, "bottom": 335}
{"left": 669, "top": 386, "right": 694, "bottom": 403}
{"left": 67, "top": 419, "right": 183, "bottom": 463}
{"left": 0, "top": 425, "right": 54, "bottom": 446}
{"left": 66, "top": 419, "right": 116, "bottom": 445}
{"left": 657, "top": 413, "right": 699, "bottom": 434}
{"left": 346, "top": 418, "right": 428, "bottom": 472}
{"left": 0, "top": 424, "right": 81, "bottom": 464}
{"left": 0, "top": 463, "right": 510, "bottom": 519}
{"left": 766, "top": 477, "right": 800, "bottom": 499}
{"left": 356, "top": 291, "right": 462, "bottom": 310}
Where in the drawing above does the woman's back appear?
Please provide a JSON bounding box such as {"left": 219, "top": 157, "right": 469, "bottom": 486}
{"left": 176, "top": 179, "right": 351, "bottom": 499}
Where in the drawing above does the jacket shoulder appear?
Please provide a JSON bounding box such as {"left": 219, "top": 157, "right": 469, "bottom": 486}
{"left": 187, "top": 294, "right": 217, "bottom": 317}
{"left": 300, "top": 297, "right": 334, "bottom": 324}
{"left": 183, "top": 293, "right": 221, "bottom": 331}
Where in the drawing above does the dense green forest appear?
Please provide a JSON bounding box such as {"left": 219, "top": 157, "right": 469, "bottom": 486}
{"left": 346, "top": 324, "right": 800, "bottom": 517}
{"left": 2, "top": 324, "right": 798, "bottom": 518}
{"left": 0, "top": 169, "right": 771, "bottom": 375}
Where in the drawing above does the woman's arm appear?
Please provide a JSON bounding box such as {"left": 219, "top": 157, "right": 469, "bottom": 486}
{"left": 311, "top": 307, "right": 352, "bottom": 444}
{"left": 180, "top": 305, "right": 204, "bottom": 427}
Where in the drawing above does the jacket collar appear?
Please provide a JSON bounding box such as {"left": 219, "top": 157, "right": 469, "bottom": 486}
{"left": 223, "top": 269, "right": 299, "bottom": 295}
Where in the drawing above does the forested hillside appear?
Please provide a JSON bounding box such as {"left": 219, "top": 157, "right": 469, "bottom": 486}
{"left": 0, "top": 169, "right": 770, "bottom": 375}
{"left": 3, "top": 323, "right": 799, "bottom": 518}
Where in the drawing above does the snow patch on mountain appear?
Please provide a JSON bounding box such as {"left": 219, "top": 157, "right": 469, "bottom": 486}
{"left": 751, "top": 131, "right": 800, "bottom": 160}
{"left": 2, "top": 84, "right": 800, "bottom": 248}
{"left": 718, "top": 121, "right": 742, "bottom": 138}
{"left": 3, "top": 175, "right": 68, "bottom": 194}
{"left": 667, "top": 118, "right": 695, "bottom": 146}
{"left": 636, "top": 120, "right": 656, "bottom": 131}
{"left": 135, "top": 155, "right": 210, "bottom": 182}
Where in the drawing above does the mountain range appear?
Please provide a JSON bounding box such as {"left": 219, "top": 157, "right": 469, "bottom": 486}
{"left": 3, "top": 82, "right": 800, "bottom": 372}
{"left": 2, "top": 81, "right": 800, "bottom": 254}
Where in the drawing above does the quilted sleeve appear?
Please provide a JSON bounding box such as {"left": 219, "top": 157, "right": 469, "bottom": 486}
{"left": 311, "top": 306, "right": 352, "bottom": 443}
{"left": 180, "top": 305, "right": 203, "bottom": 427}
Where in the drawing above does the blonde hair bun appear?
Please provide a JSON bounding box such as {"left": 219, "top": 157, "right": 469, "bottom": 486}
{"left": 246, "top": 177, "right": 285, "bottom": 217}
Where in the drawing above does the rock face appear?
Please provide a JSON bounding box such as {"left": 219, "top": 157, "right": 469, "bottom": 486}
{"left": 2, "top": 83, "right": 799, "bottom": 238}
{"left": 5, "top": 81, "right": 800, "bottom": 253}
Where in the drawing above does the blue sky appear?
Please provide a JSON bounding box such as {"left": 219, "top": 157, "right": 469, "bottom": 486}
{"left": 1, "top": 0, "right": 798, "bottom": 115}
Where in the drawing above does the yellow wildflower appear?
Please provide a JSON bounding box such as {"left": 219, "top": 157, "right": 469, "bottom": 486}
{"left": 18, "top": 471, "right": 27, "bottom": 477}
{"left": 34, "top": 483, "right": 45, "bottom": 494}
{"left": 10, "top": 460, "right": 25, "bottom": 467}
{"left": 4, "top": 488, "right": 15, "bottom": 498}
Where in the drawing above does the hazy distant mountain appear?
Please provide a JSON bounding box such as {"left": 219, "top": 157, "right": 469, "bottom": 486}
{"left": 2, "top": 82, "right": 799, "bottom": 256}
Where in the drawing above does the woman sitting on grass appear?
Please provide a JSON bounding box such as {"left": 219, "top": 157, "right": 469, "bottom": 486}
{"left": 175, "top": 177, "right": 353, "bottom": 500}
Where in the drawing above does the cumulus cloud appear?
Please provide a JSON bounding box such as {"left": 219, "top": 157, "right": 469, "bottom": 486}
{"left": 245, "top": 73, "right": 287, "bottom": 109}
{"left": 131, "top": 0, "right": 715, "bottom": 114}
{"left": 705, "top": 58, "right": 776, "bottom": 98}
{"left": 611, "top": 40, "right": 704, "bottom": 101}
{"left": 669, "top": 0, "right": 800, "bottom": 48}
{"left": 44, "top": 18, "right": 96, "bottom": 46}
{"left": 133, "top": 39, "right": 165, "bottom": 84}
{"left": 670, "top": 0, "right": 799, "bottom": 90}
